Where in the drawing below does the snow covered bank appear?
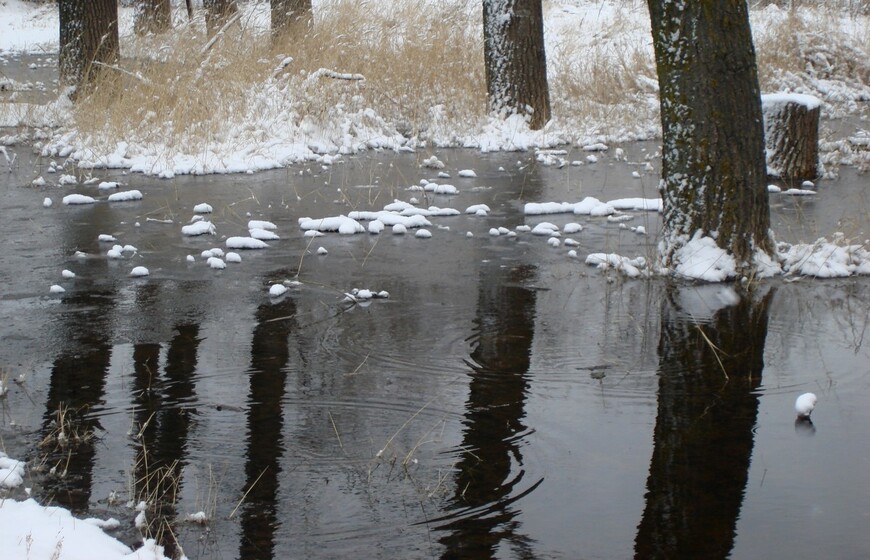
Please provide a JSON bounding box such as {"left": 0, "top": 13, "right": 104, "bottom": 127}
{"left": 0, "top": 452, "right": 175, "bottom": 560}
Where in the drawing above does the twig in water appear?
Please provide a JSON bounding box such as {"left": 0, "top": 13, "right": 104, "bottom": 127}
{"left": 696, "top": 325, "right": 730, "bottom": 380}
{"left": 296, "top": 234, "right": 318, "bottom": 277}
{"left": 377, "top": 396, "right": 437, "bottom": 459}
{"left": 328, "top": 411, "right": 344, "bottom": 452}
{"left": 346, "top": 354, "right": 369, "bottom": 377}
{"left": 361, "top": 236, "right": 379, "bottom": 268}
{"left": 229, "top": 467, "right": 268, "bottom": 519}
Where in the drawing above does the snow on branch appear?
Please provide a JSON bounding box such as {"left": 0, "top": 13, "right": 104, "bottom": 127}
{"left": 91, "top": 61, "right": 152, "bottom": 85}
{"left": 199, "top": 11, "right": 243, "bottom": 56}
{"left": 305, "top": 68, "right": 366, "bottom": 84}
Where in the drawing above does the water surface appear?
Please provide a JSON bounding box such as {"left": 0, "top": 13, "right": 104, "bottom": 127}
{"left": 0, "top": 143, "right": 868, "bottom": 559}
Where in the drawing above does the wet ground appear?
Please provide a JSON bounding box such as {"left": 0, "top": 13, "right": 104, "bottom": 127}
{"left": 0, "top": 140, "right": 868, "bottom": 560}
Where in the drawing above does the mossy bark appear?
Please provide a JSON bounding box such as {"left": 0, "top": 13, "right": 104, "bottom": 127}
{"left": 648, "top": 0, "right": 773, "bottom": 273}
{"left": 482, "top": 0, "right": 551, "bottom": 130}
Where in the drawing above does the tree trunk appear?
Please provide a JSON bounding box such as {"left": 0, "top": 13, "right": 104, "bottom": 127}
{"left": 203, "top": 0, "right": 238, "bottom": 38}
{"left": 58, "top": 0, "right": 120, "bottom": 91}
{"left": 648, "top": 0, "right": 773, "bottom": 276}
{"left": 134, "top": 0, "right": 172, "bottom": 36}
{"left": 271, "top": 0, "right": 312, "bottom": 42}
{"left": 762, "top": 93, "right": 821, "bottom": 183}
{"left": 482, "top": 0, "right": 551, "bottom": 130}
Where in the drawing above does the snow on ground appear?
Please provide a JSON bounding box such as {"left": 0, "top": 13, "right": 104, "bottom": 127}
{"left": 0, "top": 0, "right": 60, "bottom": 53}
{"left": 0, "top": 452, "right": 174, "bottom": 560}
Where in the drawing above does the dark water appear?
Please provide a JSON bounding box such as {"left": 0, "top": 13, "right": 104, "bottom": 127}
{"left": 0, "top": 142, "right": 868, "bottom": 560}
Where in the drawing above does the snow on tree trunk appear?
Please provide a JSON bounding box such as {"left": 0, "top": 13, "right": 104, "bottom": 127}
{"left": 58, "top": 0, "right": 120, "bottom": 91}
{"left": 203, "top": 0, "right": 238, "bottom": 38}
{"left": 271, "top": 0, "right": 312, "bottom": 42}
{"left": 647, "top": 0, "right": 774, "bottom": 279}
{"left": 762, "top": 93, "right": 821, "bottom": 183}
{"left": 134, "top": 0, "right": 172, "bottom": 36}
{"left": 482, "top": 0, "right": 551, "bottom": 130}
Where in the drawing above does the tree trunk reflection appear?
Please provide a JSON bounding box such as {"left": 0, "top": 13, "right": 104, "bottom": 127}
{"left": 635, "top": 286, "right": 774, "bottom": 559}
{"left": 438, "top": 264, "right": 541, "bottom": 559}
{"left": 238, "top": 296, "right": 297, "bottom": 559}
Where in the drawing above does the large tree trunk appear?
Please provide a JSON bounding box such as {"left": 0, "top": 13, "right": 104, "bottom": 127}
{"left": 134, "top": 0, "right": 172, "bottom": 36}
{"left": 482, "top": 0, "right": 551, "bottom": 130}
{"left": 648, "top": 0, "right": 773, "bottom": 277}
{"left": 271, "top": 0, "right": 312, "bottom": 42}
{"left": 203, "top": 0, "right": 238, "bottom": 38}
{"left": 58, "top": 0, "right": 120, "bottom": 91}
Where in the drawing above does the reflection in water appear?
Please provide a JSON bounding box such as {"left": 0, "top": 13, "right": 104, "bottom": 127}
{"left": 39, "top": 290, "right": 114, "bottom": 513}
{"left": 238, "top": 296, "right": 298, "bottom": 560}
{"left": 38, "top": 201, "right": 122, "bottom": 512}
{"left": 794, "top": 417, "right": 817, "bottom": 437}
{"left": 635, "top": 287, "right": 774, "bottom": 559}
{"left": 438, "top": 264, "right": 541, "bottom": 559}
{"left": 131, "top": 320, "right": 201, "bottom": 557}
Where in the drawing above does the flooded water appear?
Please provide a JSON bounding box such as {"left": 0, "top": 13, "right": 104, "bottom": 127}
{"left": 0, "top": 141, "right": 868, "bottom": 560}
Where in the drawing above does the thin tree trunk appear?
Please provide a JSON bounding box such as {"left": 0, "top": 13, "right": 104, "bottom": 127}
{"left": 271, "top": 0, "right": 312, "bottom": 42}
{"left": 648, "top": 0, "right": 773, "bottom": 276}
{"left": 58, "top": 0, "right": 120, "bottom": 92}
{"left": 482, "top": 0, "right": 551, "bottom": 130}
{"left": 134, "top": 0, "right": 172, "bottom": 35}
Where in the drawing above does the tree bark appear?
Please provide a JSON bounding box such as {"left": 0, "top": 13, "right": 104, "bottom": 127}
{"left": 134, "top": 0, "right": 172, "bottom": 36}
{"left": 762, "top": 94, "right": 820, "bottom": 183}
{"left": 58, "top": 0, "right": 120, "bottom": 91}
{"left": 648, "top": 0, "right": 773, "bottom": 275}
{"left": 271, "top": 0, "right": 312, "bottom": 42}
{"left": 203, "top": 0, "right": 239, "bottom": 38}
{"left": 482, "top": 0, "right": 551, "bottom": 130}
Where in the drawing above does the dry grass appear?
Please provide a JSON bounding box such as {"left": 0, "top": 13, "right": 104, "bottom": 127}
{"left": 754, "top": 6, "right": 870, "bottom": 94}
{"left": 34, "top": 403, "right": 96, "bottom": 478}
{"left": 65, "top": 0, "right": 869, "bottom": 154}
{"left": 547, "top": 2, "right": 658, "bottom": 136}
{"left": 72, "top": 0, "right": 486, "bottom": 156}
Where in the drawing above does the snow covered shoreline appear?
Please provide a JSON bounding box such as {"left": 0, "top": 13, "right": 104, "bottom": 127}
{"left": 0, "top": 451, "right": 175, "bottom": 560}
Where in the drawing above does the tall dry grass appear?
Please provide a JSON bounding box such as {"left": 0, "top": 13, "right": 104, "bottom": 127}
{"left": 67, "top": 0, "right": 869, "bottom": 155}
{"left": 73, "top": 0, "right": 487, "bottom": 155}
{"left": 546, "top": 1, "right": 658, "bottom": 137}
{"left": 753, "top": 5, "right": 870, "bottom": 96}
